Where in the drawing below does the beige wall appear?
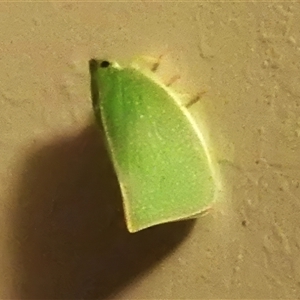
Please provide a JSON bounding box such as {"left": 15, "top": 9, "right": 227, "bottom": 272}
{"left": 1, "top": 2, "right": 300, "bottom": 299}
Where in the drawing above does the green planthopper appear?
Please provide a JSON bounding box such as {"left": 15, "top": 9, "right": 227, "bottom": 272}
{"left": 89, "top": 57, "right": 218, "bottom": 233}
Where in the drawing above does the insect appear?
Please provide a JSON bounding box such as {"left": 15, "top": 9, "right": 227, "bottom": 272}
{"left": 89, "top": 57, "right": 217, "bottom": 233}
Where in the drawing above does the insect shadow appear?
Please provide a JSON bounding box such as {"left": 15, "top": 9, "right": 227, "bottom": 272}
{"left": 13, "top": 122, "right": 195, "bottom": 299}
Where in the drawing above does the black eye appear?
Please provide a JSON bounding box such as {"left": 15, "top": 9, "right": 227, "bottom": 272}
{"left": 100, "top": 61, "right": 110, "bottom": 68}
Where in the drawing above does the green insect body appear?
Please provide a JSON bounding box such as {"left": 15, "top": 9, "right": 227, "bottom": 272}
{"left": 90, "top": 59, "right": 217, "bottom": 232}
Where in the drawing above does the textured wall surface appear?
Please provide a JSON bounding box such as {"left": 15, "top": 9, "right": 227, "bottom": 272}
{"left": 1, "top": 2, "right": 300, "bottom": 299}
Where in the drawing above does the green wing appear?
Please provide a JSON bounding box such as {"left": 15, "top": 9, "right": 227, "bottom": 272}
{"left": 92, "top": 61, "right": 216, "bottom": 232}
